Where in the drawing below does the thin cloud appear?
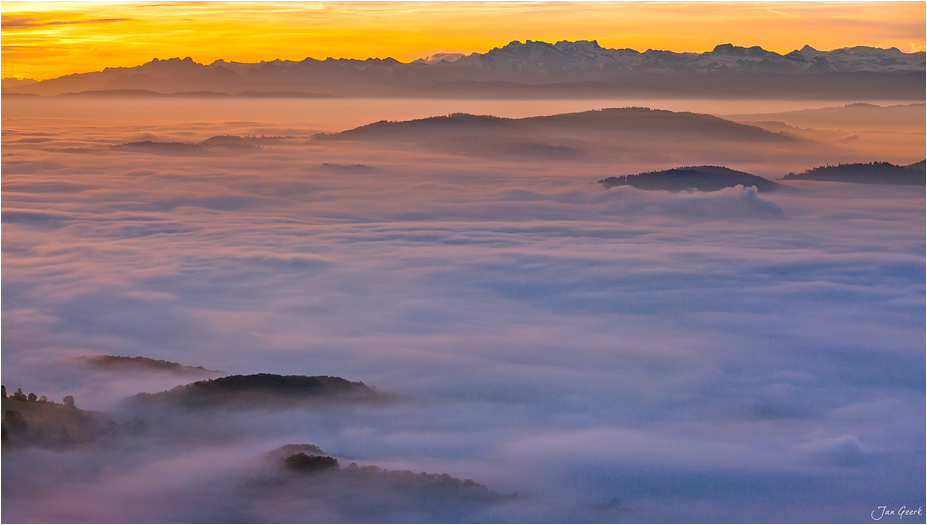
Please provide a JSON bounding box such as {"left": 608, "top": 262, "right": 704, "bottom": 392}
{"left": 1, "top": 16, "right": 131, "bottom": 29}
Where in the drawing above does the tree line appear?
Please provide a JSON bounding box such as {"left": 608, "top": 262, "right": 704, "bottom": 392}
{"left": 2, "top": 385, "right": 75, "bottom": 408}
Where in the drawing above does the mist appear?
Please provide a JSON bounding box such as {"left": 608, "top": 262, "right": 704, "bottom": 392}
{"left": 2, "top": 97, "right": 924, "bottom": 523}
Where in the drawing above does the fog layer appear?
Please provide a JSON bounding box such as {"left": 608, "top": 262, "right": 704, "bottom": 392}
{"left": 2, "top": 99, "right": 924, "bottom": 522}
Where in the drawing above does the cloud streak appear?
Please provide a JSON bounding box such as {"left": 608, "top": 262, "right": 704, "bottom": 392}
{"left": 1, "top": 16, "right": 131, "bottom": 29}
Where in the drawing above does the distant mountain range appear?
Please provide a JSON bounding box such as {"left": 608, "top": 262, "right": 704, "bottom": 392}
{"left": 3, "top": 41, "right": 924, "bottom": 99}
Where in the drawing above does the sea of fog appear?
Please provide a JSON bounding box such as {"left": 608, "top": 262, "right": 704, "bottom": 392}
{"left": 2, "top": 97, "right": 924, "bottom": 522}
{"left": 4, "top": 96, "right": 921, "bottom": 132}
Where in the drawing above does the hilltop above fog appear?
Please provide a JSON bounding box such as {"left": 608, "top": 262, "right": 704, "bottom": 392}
{"left": 596, "top": 161, "right": 927, "bottom": 192}
{"left": 2, "top": 375, "right": 518, "bottom": 523}
{"left": 129, "top": 373, "right": 385, "bottom": 409}
{"left": 598, "top": 166, "right": 781, "bottom": 192}
{"left": 781, "top": 160, "right": 926, "bottom": 185}
{"left": 319, "top": 108, "right": 791, "bottom": 143}
{"left": 3, "top": 40, "right": 923, "bottom": 98}
{"left": 312, "top": 108, "right": 798, "bottom": 162}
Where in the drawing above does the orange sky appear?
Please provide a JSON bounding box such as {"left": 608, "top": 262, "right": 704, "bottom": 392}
{"left": 2, "top": 1, "right": 924, "bottom": 80}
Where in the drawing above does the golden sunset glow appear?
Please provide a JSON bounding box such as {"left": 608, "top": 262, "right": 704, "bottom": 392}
{"left": 2, "top": 1, "right": 925, "bottom": 80}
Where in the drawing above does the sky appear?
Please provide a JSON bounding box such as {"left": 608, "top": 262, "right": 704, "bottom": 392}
{"left": 1, "top": 2, "right": 924, "bottom": 521}
{"left": 2, "top": 1, "right": 925, "bottom": 80}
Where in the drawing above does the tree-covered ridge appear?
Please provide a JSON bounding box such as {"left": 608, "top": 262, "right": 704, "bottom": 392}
{"left": 265, "top": 444, "right": 505, "bottom": 500}
{"left": 245, "top": 444, "right": 514, "bottom": 522}
{"left": 2, "top": 386, "right": 145, "bottom": 450}
{"left": 76, "top": 354, "right": 220, "bottom": 374}
{"left": 266, "top": 443, "right": 326, "bottom": 461}
{"left": 599, "top": 165, "right": 780, "bottom": 192}
{"left": 285, "top": 452, "right": 340, "bottom": 472}
{"left": 2, "top": 384, "right": 73, "bottom": 407}
{"left": 130, "top": 373, "right": 384, "bottom": 408}
{"left": 781, "top": 160, "right": 926, "bottom": 185}
{"left": 321, "top": 108, "right": 792, "bottom": 145}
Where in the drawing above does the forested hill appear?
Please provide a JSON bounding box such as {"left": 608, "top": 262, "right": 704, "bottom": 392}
{"left": 780, "top": 161, "right": 926, "bottom": 185}
{"left": 599, "top": 166, "right": 779, "bottom": 192}
{"left": 129, "top": 374, "right": 384, "bottom": 408}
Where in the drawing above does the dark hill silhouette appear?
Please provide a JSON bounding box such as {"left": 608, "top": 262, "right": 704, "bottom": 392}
{"left": 244, "top": 452, "right": 514, "bottom": 522}
{"left": 285, "top": 453, "right": 340, "bottom": 472}
{"left": 107, "top": 136, "right": 274, "bottom": 156}
{"left": 599, "top": 166, "right": 779, "bottom": 192}
{"left": 265, "top": 443, "right": 326, "bottom": 463}
{"left": 320, "top": 108, "right": 794, "bottom": 144}
{"left": 318, "top": 163, "right": 373, "bottom": 172}
{"left": 129, "top": 373, "right": 383, "bottom": 408}
{"left": 728, "top": 103, "right": 925, "bottom": 130}
{"left": 75, "top": 355, "right": 221, "bottom": 375}
{"left": 2, "top": 390, "right": 140, "bottom": 450}
{"left": 111, "top": 141, "right": 209, "bottom": 155}
{"left": 314, "top": 108, "right": 796, "bottom": 162}
{"left": 57, "top": 89, "right": 166, "bottom": 97}
{"left": 56, "top": 89, "right": 232, "bottom": 98}
{"left": 235, "top": 90, "right": 336, "bottom": 98}
{"left": 780, "top": 161, "right": 926, "bottom": 185}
